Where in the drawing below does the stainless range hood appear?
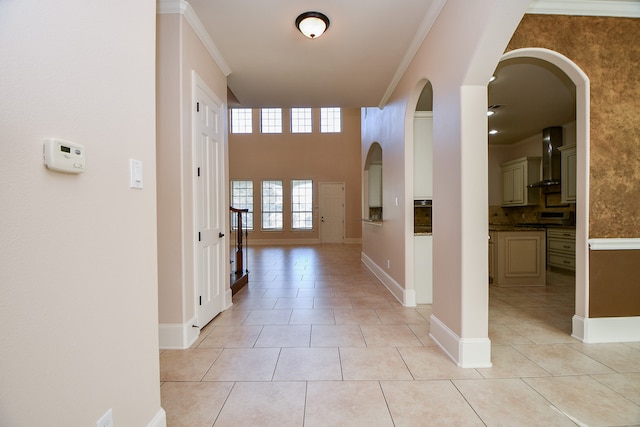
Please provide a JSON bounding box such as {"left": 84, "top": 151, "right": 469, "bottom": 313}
{"left": 528, "top": 126, "right": 563, "bottom": 188}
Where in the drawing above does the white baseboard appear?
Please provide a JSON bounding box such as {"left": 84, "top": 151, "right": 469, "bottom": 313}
{"left": 249, "top": 238, "right": 362, "bottom": 246}
{"left": 429, "top": 314, "right": 492, "bottom": 368}
{"left": 344, "top": 238, "right": 362, "bottom": 244}
{"left": 360, "top": 251, "right": 408, "bottom": 305}
{"left": 573, "top": 315, "right": 640, "bottom": 343}
{"left": 158, "top": 317, "right": 199, "bottom": 349}
{"left": 147, "top": 407, "right": 167, "bottom": 427}
{"left": 249, "top": 238, "right": 321, "bottom": 246}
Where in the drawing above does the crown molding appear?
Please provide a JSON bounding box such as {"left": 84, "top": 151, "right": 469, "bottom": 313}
{"left": 157, "top": 0, "right": 232, "bottom": 76}
{"left": 527, "top": 0, "right": 640, "bottom": 18}
{"left": 378, "top": 0, "right": 447, "bottom": 109}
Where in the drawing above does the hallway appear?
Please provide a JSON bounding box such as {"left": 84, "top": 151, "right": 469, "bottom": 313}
{"left": 160, "top": 244, "right": 640, "bottom": 426}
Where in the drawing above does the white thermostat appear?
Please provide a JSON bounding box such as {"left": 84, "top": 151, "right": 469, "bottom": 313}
{"left": 43, "top": 138, "right": 86, "bottom": 173}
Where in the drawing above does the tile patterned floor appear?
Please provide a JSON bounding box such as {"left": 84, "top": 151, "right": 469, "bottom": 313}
{"left": 160, "top": 244, "right": 640, "bottom": 426}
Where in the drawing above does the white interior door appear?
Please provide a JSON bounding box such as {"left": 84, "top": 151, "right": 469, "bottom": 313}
{"left": 193, "top": 72, "right": 225, "bottom": 327}
{"left": 319, "top": 182, "right": 345, "bottom": 243}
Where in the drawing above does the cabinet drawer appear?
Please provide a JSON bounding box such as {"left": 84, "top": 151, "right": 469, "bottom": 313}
{"left": 548, "top": 253, "right": 575, "bottom": 269}
{"left": 548, "top": 239, "right": 575, "bottom": 253}
{"left": 547, "top": 229, "right": 575, "bottom": 239}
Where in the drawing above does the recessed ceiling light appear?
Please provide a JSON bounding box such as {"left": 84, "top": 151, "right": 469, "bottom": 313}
{"left": 487, "top": 110, "right": 495, "bottom": 116}
{"left": 489, "top": 129, "right": 498, "bottom": 135}
{"left": 489, "top": 75, "right": 496, "bottom": 83}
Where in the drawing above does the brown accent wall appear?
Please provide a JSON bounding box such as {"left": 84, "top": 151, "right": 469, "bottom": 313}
{"left": 228, "top": 108, "right": 362, "bottom": 242}
{"left": 589, "top": 250, "right": 640, "bottom": 317}
{"left": 507, "top": 15, "right": 640, "bottom": 238}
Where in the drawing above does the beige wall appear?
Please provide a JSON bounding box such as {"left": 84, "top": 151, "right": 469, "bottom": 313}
{"left": 157, "top": 13, "right": 229, "bottom": 328}
{"left": 0, "top": 1, "right": 162, "bottom": 425}
{"left": 228, "top": 108, "right": 362, "bottom": 243}
{"left": 362, "top": 0, "right": 531, "bottom": 366}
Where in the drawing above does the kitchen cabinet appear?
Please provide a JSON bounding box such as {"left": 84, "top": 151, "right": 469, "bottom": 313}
{"left": 492, "top": 230, "right": 546, "bottom": 286}
{"left": 547, "top": 228, "right": 576, "bottom": 271}
{"left": 368, "top": 163, "right": 382, "bottom": 207}
{"left": 559, "top": 145, "right": 576, "bottom": 204}
{"left": 413, "top": 234, "right": 432, "bottom": 304}
{"left": 500, "top": 157, "right": 541, "bottom": 207}
{"left": 413, "top": 112, "right": 433, "bottom": 199}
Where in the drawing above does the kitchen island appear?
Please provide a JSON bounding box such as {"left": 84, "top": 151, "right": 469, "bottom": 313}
{"left": 489, "top": 226, "right": 546, "bottom": 287}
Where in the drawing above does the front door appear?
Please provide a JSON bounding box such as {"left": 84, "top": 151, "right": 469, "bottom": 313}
{"left": 319, "top": 182, "right": 345, "bottom": 243}
{"left": 193, "top": 72, "right": 225, "bottom": 327}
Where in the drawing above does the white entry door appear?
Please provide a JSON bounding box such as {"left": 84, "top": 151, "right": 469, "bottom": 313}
{"left": 193, "top": 72, "right": 225, "bottom": 327}
{"left": 319, "top": 182, "right": 345, "bottom": 243}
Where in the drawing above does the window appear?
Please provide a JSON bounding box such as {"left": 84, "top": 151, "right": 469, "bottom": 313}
{"left": 261, "top": 108, "right": 283, "bottom": 133}
{"left": 261, "top": 180, "right": 283, "bottom": 230}
{"left": 291, "top": 108, "right": 312, "bottom": 133}
{"left": 230, "top": 180, "right": 254, "bottom": 230}
{"left": 230, "top": 108, "right": 253, "bottom": 133}
{"left": 320, "top": 107, "right": 341, "bottom": 133}
{"left": 291, "top": 180, "right": 313, "bottom": 230}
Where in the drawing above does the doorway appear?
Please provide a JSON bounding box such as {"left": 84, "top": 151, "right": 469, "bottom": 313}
{"left": 193, "top": 71, "right": 226, "bottom": 327}
{"left": 490, "top": 48, "right": 590, "bottom": 340}
{"left": 319, "top": 182, "right": 345, "bottom": 243}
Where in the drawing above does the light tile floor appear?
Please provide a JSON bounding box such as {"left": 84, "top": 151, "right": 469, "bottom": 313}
{"left": 160, "top": 244, "right": 640, "bottom": 426}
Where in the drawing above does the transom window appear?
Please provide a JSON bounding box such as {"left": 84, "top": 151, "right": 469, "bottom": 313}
{"left": 320, "top": 107, "right": 341, "bottom": 133}
{"left": 230, "top": 108, "right": 253, "bottom": 134}
{"left": 230, "top": 180, "right": 254, "bottom": 230}
{"left": 261, "top": 180, "right": 283, "bottom": 230}
{"left": 291, "top": 180, "right": 313, "bottom": 230}
{"left": 261, "top": 108, "right": 283, "bottom": 133}
{"left": 291, "top": 108, "right": 313, "bottom": 133}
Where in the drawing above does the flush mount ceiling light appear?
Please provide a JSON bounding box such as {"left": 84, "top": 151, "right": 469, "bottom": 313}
{"left": 295, "top": 11, "right": 330, "bottom": 39}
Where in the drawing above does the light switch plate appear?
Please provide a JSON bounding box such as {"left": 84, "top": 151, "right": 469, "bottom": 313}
{"left": 130, "top": 159, "right": 143, "bottom": 189}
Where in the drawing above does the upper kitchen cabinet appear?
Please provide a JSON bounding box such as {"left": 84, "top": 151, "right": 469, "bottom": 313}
{"left": 559, "top": 144, "right": 576, "bottom": 204}
{"left": 414, "top": 112, "right": 433, "bottom": 199}
{"left": 501, "top": 157, "right": 541, "bottom": 207}
{"left": 368, "top": 163, "right": 382, "bottom": 207}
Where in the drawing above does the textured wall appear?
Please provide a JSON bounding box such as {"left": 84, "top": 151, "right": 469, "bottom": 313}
{"left": 507, "top": 15, "right": 640, "bottom": 238}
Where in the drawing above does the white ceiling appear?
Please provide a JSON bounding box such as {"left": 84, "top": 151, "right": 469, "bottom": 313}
{"left": 487, "top": 57, "right": 576, "bottom": 145}
{"left": 188, "top": 0, "right": 442, "bottom": 108}
{"left": 185, "top": 0, "right": 637, "bottom": 143}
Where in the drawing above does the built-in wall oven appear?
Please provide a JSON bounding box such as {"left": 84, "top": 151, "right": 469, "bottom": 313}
{"left": 414, "top": 199, "right": 432, "bottom": 233}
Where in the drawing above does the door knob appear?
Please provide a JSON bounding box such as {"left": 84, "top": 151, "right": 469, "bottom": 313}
{"left": 219, "top": 232, "right": 225, "bottom": 238}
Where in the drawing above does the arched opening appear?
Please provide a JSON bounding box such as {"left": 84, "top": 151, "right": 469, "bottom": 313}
{"left": 490, "top": 48, "right": 589, "bottom": 340}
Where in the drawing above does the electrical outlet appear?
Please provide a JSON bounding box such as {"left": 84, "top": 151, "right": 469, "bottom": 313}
{"left": 97, "top": 408, "right": 113, "bottom": 427}
{"left": 387, "top": 259, "right": 391, "bottom": 269}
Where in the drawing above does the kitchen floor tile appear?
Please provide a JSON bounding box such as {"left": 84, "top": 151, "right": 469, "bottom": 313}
{"left": 273, "top": 347, "right": 342, "bottom": 380}
{"left": 340, "top": 347, "right": 413, "bottom": 380}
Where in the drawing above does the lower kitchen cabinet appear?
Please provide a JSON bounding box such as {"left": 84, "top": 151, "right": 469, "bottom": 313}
{"left": 547, "top": 228, "right": 576, "bottom": 271}
{"left": 491, "top": 230, "right": 546, "bottom": 286}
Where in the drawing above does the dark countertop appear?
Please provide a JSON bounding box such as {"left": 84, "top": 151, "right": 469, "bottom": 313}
{"left": 489, "top": 224, "right": 546, "bottom": 232}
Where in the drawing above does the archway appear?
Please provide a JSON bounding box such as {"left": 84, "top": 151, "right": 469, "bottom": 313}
{"left": 496, "top": 48, "right": 590, "bottom": 340}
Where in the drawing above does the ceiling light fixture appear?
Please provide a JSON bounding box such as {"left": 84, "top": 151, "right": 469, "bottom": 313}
{"left": 489, "top": 129, "right": 499, "bottom": 135}
{"left": 296, "top": 11, "right": 330, "bottom": 39}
